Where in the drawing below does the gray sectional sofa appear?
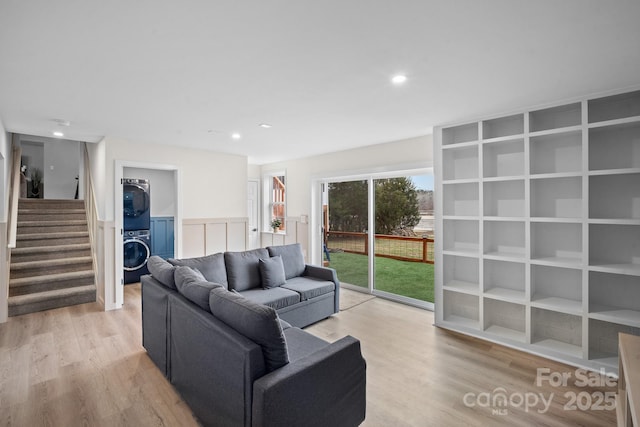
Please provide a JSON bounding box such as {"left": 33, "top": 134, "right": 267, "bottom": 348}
{"left": 141, "top": 243, "right": 367, "bottom": 427}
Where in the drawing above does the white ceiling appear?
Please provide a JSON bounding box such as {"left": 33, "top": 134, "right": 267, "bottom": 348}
{"left": 1, "top": 1, "right": 639, "bottom": 164}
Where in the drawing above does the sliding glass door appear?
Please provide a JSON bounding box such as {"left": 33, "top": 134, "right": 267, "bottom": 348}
{"left": 324, "top": 179, "right": 369, "bottom": 289}
{"left": 322, "top": 173, "right": 434, "bottom": 307}
{"left": 373, "top": 175, "right": 434, "bottom": 304}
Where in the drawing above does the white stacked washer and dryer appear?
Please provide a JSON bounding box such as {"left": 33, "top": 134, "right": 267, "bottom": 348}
{"left": 123, "top": 178, "right": 151, "bottom": 284}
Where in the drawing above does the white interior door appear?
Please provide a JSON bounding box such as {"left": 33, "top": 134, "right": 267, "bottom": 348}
{"left": 248, "top": 180, "right": 259, "bottom": 249}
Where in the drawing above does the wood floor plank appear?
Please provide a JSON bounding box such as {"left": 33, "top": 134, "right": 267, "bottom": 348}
{"left": 0, "top": 285, "right": 617, "bottom": 426}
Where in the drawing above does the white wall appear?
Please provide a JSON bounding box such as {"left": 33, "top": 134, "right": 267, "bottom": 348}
{"left": 103, "top": 137, "right": 247, "bottom": 221}
{"left": 86, "top": 137, "right": 248, "bottom": 310}
{"left": 261, "top": 134, "right": 433, "bottom": 218}
{"left": 257, "top": 134, "right": 433, "bottom": 263}
{"left": 86, "top": 139, "right": 107, "bottom": 219}
{"left": 0, "top": 122, "right": 9, "bottom": 222}
{"left": 0, "top": 119, "right": 10, "bottom": 323}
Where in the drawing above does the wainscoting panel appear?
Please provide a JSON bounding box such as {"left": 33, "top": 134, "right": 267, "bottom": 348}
{"left": 183, "top": 218, "right": 249, "bottom": 257}
{"left": 205, "top": 222, "right": 227, "bottom": 255}
{"left": 227, "top": 220, "right": 247, "bottom": 252}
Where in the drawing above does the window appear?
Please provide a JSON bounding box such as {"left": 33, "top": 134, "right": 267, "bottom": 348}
{"left": 263, "top": 171, "right": 286, "bottom": 233}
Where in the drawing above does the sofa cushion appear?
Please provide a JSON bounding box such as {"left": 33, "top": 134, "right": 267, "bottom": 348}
{"left": 174, "top": 266, "right": 223, "bottom": 311}
{"left": 147, "top": 256, "right": 177, "bottom": 289}
{"left": 267, "top": 243, "right": 306, "bottom": 280}
{"left": 259, "top": 256, "right": 287, "bottom": 288}
{"left": 168, "top": 253, "right": 228, "bottom": 288}
{"left": 209, "top": 287, "right": 289, "bottom": 372}
{"left": 224, "top": 248, "right": 269, "bottom": 291}
{"left": 239, "top": 287, "right": 301, "bottom": 310}
{"left": 282, "top": 276, "right": 335, "bottom": 300}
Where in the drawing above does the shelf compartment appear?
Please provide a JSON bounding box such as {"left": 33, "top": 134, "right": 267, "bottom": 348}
{"left": 443, "top": 255, "right": 479, "bottom": 294}
{"left": 443, "top": 219, "right": 479, "bottom": 255}
{"left": 443, "top": 290, "right": 479, "bottom": 328}
{"left": 589, "top": 271, "right": 640, "bottom": 327}
{"left": 530, "top": 176, "right": 582, "bottom": 218}
{"left": 482, "top": 114, "right": 524, "bottom": 140}
{"left": 483, "top": 180, "right": 525, "bottom": 217}
{"left": 588, "top": 319, "right": 640, "bottom": 367}
{"left": 484, "top": 299, "right": 526, "bottom": 342}
{"left": 483, "top": 221, "right": 525, "bottom": 259}
{"left": 589, "top": 122, "right": 640, "bottom": 171}
{"left": 529, "top": 102, "right": 582, "bottom": 132}
{"left": 443, "top": 182, "right": 479, "bottom": 216}
{"left": 532, "top": 308, "right": 583, "bottom": 358}
{"left": 482, "top": 139, "right": 524, "bottom": 178}
{"left": 443, "top": 145, "right": 479, "bottom": 181}
{"left": 530, "top": 130, "right": 582, "bottom": 175}
{"left": 588, "top": 90, "right": 640, "bottom": 123}
{"left": 531, "top": 222, "right": 582, "bottom": 265}
{"left": 483, "top": 259, "right": 525, "bottom": 301}
{"left": 589, "top": 224, "right": 640, "bottom": 275}
{"left": 589, "top": 173, "right": 640, "bottom": 220}
{"left": 531, "top": 265, "right": 582, "bottom": 314}
{"left": 442, "top": 123, "right": 478, "bottom": 146}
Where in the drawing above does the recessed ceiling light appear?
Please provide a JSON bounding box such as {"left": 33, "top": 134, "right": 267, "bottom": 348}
{"left": 53, "top": 131, "right": 64, "bottom": 137}
{"left": 231, "top": 133, "right": 241, "bottom": 140}
{"left": 259, "top": 123, "right": 272, "bottom": 128}
{"left": 391, "top": 74, "right": 407, "bottom": 85}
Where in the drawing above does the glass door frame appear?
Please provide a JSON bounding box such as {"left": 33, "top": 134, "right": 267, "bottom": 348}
{"left": 311, "top": 166, "right": 434, "bottom": 311}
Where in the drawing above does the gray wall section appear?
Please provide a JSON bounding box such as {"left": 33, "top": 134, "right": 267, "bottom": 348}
{"left": 20, "top": 138, "right": 81, "bottom": 200}
{"left": 43, "top": 139, "right": 81, "bottom": 199}
{"left": 20, "top": 141, "right": 44, "bottom": 184}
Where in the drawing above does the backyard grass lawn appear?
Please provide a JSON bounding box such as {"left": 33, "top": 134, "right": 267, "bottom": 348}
{"left": 328, "top": 252, "right": 434, "bottom": 303}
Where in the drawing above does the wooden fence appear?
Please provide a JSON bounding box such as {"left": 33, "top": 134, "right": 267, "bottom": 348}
{"left": 326, "top": 231, "right": 434, "bottom": 264}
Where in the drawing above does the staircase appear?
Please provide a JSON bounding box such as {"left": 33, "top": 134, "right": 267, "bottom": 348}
{"left": 8, "top": 199, "right": 96, "bottom": 316}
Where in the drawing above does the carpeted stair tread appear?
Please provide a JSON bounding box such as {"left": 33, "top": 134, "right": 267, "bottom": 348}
{"left": 17, "top": 231, "right": 89, "bottom": 241}
{"left": 19, "top": 198, "right": 84, "bottom": 205}
{"left": 11, "top": 243, "right": 91, "bottom": 255}
{"left": 18, "top": 219, "right": 87, "bottom": 226}
{"left": 10, "top": 270, "right": 95, "bottom": 287}
{"left": 18, "top": 208, "right": 86, "bottom": 213}
{"left": 8, "top": 285, "right": 96, "bottom": 316}
{"left": 11, "top": 256, "right": 93, "bottom": 271}
{"left": 9, "top": 285, "right": 96, "bottom": 305}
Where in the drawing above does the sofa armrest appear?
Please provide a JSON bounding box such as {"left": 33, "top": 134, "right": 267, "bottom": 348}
{"left": 304, "top": 264, "right": 340, "bottom": 313}
{"left": 252, "top": 336, "right": 366, "bottom": 427}
{"left": 304, "top": 264, "right": 338, "bottom": 283}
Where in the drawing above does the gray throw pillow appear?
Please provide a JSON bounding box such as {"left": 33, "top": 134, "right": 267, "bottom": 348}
{"left": 147, "top": 255, "right": 177, "bottom": 289}
{"left": 209, "top": 287, "right": 289, "bottom": 372}
{"left": 174, "top": 266, "right": 223, "bottom": 311}
{"left": 168, "top": 253, "right": 228, "bottom": 288}
{"left": 259, "top": 256, "right": 287, "bottom": 288}
{"left": 266, "top": 243, "right": 306, "bottom": 280}
{"left": 224, "top": 248, "right": 270, "bottom": 291}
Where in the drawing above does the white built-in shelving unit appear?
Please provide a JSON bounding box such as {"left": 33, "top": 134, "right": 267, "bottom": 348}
{"left": 435, "top": 88, "right": 640, "bottom": 375}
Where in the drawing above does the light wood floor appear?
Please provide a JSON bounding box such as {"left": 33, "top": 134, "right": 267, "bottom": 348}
{"left": 0, "top": 285, "right": 616, "bottom": 426}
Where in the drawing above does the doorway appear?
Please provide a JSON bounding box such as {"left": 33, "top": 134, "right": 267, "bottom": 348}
{"left": 247, "top": 180, "right": 259, "bottom": 249}
{"left": 321, "top": 171, "right": 434, "bottom": 309}
{"left": 114, "top": 161, "right": 181, "bottom": 308}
